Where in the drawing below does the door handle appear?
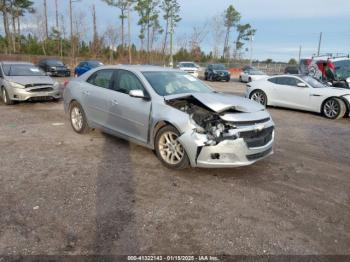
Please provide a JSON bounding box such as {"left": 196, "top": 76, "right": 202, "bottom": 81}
{"left": 310, "top": 94, "right": 321, "bottom": 97}
{"left": 111, "top": 99, "right": 118, "bottom": 105}
{"left": 82, "top": 90, "right": 89, "bottom": 95}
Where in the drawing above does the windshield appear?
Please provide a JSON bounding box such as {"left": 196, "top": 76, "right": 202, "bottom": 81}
{"left": 179, "top": 63, "right": 196, "bottom": 68}
{"left": 301, "top": 76, "right": 327, "bottom": 88}
{"left": 46, "top": 60, "right": 64, "bottom": 66}
{"left": 88, "top": 61, "right": 103, "bottom": 67}
{"left": 212, "top": 64, "right": 226, "bottom": 70}
{"left": 3, "top": 64, "right": 46, "bottom": 76}
{"left": 249, "top": 70, "right": 265, "bottom": 75}
{"left": 142, "top": 71, "right": 212, "bottom": 96}
{"left": 334, "top": 60, "right": 350, "bottom": 79}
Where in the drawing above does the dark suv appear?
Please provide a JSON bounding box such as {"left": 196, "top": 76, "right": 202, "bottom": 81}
{"left": 38, "top": 59, "right": 71, "bottom": 77}
{"left": 204, "top": 64, "right": 230, "bottom": 82}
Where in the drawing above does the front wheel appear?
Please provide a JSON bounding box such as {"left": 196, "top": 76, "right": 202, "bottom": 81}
{"left": 69, "top": 101, "right": 90, "bottom": 133}
{"left": 322, "top": 98, "right": 346, "bottom": 119}
{"left": 155, "top": 125, "right": 190, "bottom": 169}
{"left": 2, "top": 87, "right": 14, "bottom": 105}
{"left": 250, "top": 90, "right": 267, "bottom": 107}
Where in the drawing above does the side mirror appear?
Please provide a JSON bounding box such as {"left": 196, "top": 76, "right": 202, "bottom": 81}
{"left": 129, "top": 89, "right": 147, "bottom": 99}
{"left": 297, "top": 82, "right": 307, "bottom": 87}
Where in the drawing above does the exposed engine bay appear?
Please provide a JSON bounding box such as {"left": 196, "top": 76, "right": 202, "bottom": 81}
{"left": 166, "top": 96, "right": 239, "bottom": 145}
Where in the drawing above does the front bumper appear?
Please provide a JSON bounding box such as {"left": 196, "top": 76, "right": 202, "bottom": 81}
{"left": 178, "top": 123, "right": 274, "bottom": 168}
{"left": 7, "top": 86, "right": 61, "bottom": 101}
{"left": 213, "top": 74, "right": 230, "bottom": 81}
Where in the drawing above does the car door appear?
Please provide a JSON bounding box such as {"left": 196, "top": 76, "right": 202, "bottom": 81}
{"left": 108, "top": 69, "right": 152, "bottom": 144}
{"left": 205, "top": 65, "right": 212, "bottom": 78}
{"left": 75, "top": 62, "right": 84, "bottom": 76}
{"left": 0, "top": 65, "right": 4, "bottom": 87}
{"left": 273, "top": 76, "right": 311, "bottom": 110}
{"left": 84, "top": 69, "right": 116, "bottom": 128}
{"left": 242, "top": 71, "right": 249, "bottom": 82}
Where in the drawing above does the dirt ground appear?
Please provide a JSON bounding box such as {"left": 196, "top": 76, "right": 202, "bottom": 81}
{"left": 0, "top": 78, "right": 349, "bottom": 256}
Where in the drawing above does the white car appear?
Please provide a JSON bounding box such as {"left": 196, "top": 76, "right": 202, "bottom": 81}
{"left": 177, "top": 62, "right": 199, "bottom": 78}
{"left": 240, "top": 69, "right": 268, "bottom": 83}
{"left": 246, "top": 75, "right": 350, "bottom": 119}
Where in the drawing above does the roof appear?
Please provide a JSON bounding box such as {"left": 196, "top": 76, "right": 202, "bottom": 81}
{"left": 101, "top": 64, "right": 180, "bottom": 72}
{"left": 1, "top": 61, "right": 34, "bottom": 65}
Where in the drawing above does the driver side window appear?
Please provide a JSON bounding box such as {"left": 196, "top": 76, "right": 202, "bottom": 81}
{"left": 113, "top": 70, "right": 145, "bottom": 95}
{"left": 285, "top": 77, "right": 302, "bottom": 87}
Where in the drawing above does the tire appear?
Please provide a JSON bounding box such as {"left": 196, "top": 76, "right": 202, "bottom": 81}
{"left": 248, "top": 77, "right": 252, "bottom": 82}
{"left": 1, "top": 87, "right": 14, "bottom": 105}
{"left": 239, "top": 76, "right": 242, "bottom": 82}
{"left": 322, "top": 98, "right": 346, "bottom": 119}
{"left": 69, "top": 101, "right": 90, "bottom": 133}
{"left": 209, "top": 74, "right": 214, "bottom": 82}
{"left": 204, "top": 74, "right": 208, "bottom": 81}
{"left": 155, "top": 125, "right": 190, "bottom": 169}
{"left": 226, "top": 77, "right": 230, "bottom": 82}
{"left": 250, "top": 90, "right": 267, "bottom": 107}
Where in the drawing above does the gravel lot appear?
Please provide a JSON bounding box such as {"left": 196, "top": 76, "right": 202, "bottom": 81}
{"left": 0, "top": 78, "right": 349, "bottom": 256}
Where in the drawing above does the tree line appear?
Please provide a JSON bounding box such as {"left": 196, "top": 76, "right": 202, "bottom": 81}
{"left": 0, "top": 0, "right": 256, "bottom": 65}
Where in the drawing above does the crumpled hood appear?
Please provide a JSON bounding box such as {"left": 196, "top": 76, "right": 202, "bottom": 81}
{"left": 6, "top": 76, "right": 54, "bottom": 86}
{"left": 165, "top": 92, "right": 265, "bottom": 113}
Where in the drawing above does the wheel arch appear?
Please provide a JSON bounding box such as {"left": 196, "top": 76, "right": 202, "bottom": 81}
{"left": 249, "top": 88, "right": 268, "bottom": 104}
{"left": 320, "top": 96, "right": 350, "bottom": 115}
{"left": 152, "top": 120, "right": 179, "bottom": 146}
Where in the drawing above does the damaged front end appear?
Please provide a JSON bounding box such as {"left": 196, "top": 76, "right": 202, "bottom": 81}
{"left": 166, "top": 94, "right": 275, "bottom": 168}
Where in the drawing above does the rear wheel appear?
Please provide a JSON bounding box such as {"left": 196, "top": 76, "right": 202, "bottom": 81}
{"left": 155, "top": 125, "right": 189, "bottom": 169}
{"left": 1, "top": 87, "right": 14, "bottom": 105}
{"left": 239, "top": 76, "right": 242, "bottom": 82}
{"left": 69, "top": 101, "right": 90, "bottom": 133}
{"left": 248, "top": 77, "right": 252, "bottom": 82}
{"left": 322, "top": 98, "right": 346, "bottom": 119}
{"left": 250, "top": 90, "right": 267, "bottom": 107}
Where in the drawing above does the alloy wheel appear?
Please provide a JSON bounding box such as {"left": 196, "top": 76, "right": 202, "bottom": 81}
{"left": 323, "top": 99, "right": 339, "bottom": 118}
{"left": 2, "top": 89, "right": 7, "bottom": 104}
{"left": 158, "top": 131, "right": 185, "bottom": 165}
{"left": 71, "top": 106, "right": 83, "bottom": 131}
{"left": 251, "top": 91, "right": 266, "bottom": 106}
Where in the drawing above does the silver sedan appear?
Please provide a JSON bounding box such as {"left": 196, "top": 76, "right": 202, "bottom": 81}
{"left": 63, "top": 65, "right": 275, "bottom": 169}
{"left": 0, "top": 61, "right": 61, "bottom": 105}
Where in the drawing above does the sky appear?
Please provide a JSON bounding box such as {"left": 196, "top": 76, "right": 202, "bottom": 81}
{"left": 3, "top": 0, "right": 350, "bottom": 62}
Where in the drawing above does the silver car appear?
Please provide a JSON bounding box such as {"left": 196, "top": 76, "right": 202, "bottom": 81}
{"left": 63, "top": 65, "right": 275, "bottom": 169}
{"left": 0, "top": 61, "right": 61, "bottom": 105}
